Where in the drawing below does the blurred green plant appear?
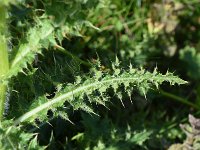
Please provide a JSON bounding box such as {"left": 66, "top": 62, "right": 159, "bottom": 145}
{"left": 168, "top": 114, "right": 200, "bottom": 150}
{"left": 1, "top": 0, "right": 199, "bottom": 149}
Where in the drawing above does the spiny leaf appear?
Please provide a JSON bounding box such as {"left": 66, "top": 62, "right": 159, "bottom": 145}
{"left": 14, "top": 61, "right": 187, "bottom": 125}
{"left": 9, "top": 20, "right": 54, "bottom": 79}
{"left": 0, "top": 120, "right": 45, "bottom": 150}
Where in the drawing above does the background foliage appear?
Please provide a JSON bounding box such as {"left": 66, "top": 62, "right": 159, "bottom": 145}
{"left": 0, "top": 0, "right": 200, "bottom": 149}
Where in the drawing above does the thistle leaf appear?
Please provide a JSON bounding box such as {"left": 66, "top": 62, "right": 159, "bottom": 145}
{"left": 8, "top": 20, "right": 54, "bottom": 80}
{"left": 14, "top": 62, "right": 187, "bottom": 125}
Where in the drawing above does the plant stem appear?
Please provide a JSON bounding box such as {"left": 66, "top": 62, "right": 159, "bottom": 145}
{"left": 0, "top": 5, "right": 9, "bottom": 121}
{"left": 160, "top": 90, "right": 200, "bottom": 110}
{"left": 54, "top": 45, "right": 91, "bottom": 67}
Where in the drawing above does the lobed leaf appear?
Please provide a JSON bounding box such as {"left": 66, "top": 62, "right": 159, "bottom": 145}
{"left": 14, "top": 62, "right": 187, "bottom": 125}
{"left": 0, "top": 120, "right": 45, "bottom": 150}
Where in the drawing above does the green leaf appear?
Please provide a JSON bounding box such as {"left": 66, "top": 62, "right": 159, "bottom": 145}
{"left": 14, "top": 61, "right": 187, "bottom": 125}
